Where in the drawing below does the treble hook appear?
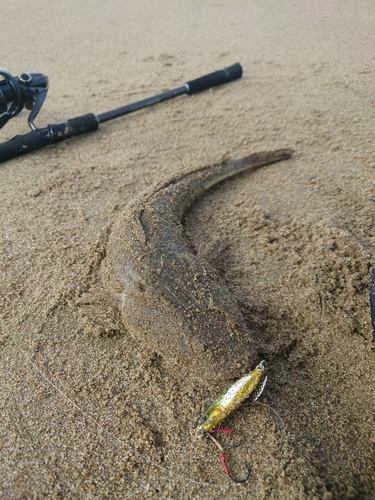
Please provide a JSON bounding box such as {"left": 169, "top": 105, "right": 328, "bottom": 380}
{"left": 207, "top": 432, "right": 250, "bottom": 483}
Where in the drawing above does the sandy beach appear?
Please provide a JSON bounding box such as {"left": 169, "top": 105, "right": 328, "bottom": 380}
{"left": 1, "top": 1, "right": 375, "bottom": 498}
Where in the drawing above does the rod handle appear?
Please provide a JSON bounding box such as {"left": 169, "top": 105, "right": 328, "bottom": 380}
{"left": 185, "top": 63, "right": 242, "bottom": 94}
{"left": 0, "top": 113, "right": 98, "bottom": 163}
{"left": 0, "top": 128, "right": 52, "bottom": 163}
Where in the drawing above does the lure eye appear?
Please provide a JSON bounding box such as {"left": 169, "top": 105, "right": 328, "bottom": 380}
{"left": 199, "top": 415, "right": 207, "bottom": 424}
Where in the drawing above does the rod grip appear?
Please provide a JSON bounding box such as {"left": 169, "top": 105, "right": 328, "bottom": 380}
{"left": 0, "top": 113, "right": 99, "bottom": 163}
{"left": 65, "top": 113, "right": 99, "bottom": 137}
{"left": 0, "top": 128, "right": 52, "bottom": 162}
{"left": 185, "top": 63, "right": 242, "bottom": 94}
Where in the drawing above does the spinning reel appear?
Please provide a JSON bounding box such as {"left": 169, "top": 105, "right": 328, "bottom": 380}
{"left": 0, "top": 68, "right": 48, "bottom": 131}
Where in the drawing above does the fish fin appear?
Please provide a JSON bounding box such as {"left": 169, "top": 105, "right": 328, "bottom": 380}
{"left": 197, "top": 237, "right": 230, "bottom": 273}
{"left": 75, "top": 285, "right": 124, "bottom": 337}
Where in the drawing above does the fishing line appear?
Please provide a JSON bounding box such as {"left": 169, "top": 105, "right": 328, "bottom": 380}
{"left": 0, "top": 315, "right": 214, "bottom": 488}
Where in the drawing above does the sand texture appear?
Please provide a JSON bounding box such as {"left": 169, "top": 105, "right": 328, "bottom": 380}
{"left": 1, "top": 1, "right": 375, "bottom": 498}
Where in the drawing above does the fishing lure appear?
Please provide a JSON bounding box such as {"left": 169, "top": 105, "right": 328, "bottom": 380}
{"left": 197, "top": 360, "right": 267, "bottom": 482}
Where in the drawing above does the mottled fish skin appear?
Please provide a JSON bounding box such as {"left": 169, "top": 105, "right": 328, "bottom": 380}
{"left": 105, "top": 149, "right": 293, "bottom": 381}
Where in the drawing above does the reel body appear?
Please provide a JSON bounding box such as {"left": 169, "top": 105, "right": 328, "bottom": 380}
{"left": 0, "top": 69, "right": 48, "bottom": 130}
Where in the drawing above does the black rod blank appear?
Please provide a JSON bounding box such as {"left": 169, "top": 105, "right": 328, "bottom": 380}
{"left": 97, "top": 86, "right": 188, "bottom": 123}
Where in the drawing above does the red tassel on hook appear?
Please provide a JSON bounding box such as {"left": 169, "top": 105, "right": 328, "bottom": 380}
{"left": 211, "top": 427, "right": 233, "bottom": 434}
{"left": 207, "top": 432, "right": 250, "bottom": 483}
{"left": 220, "top": 452, "right": 230, "bottom": 475}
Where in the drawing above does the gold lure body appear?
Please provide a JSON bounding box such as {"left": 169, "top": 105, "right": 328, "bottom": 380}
{"left": 197, "top": 361, "right": 267, "bottom": 436}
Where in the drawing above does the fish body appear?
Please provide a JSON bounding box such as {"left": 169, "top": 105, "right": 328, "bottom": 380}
{"left": 105, "top": 150, "right": 293, "bottom": 380}
{"left": 196, "top": 360, "right": 267, "bottom": 435}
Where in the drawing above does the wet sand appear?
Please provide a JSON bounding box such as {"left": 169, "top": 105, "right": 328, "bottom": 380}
{"left": 1, "top": 1, "right": 375, "bottom": 498}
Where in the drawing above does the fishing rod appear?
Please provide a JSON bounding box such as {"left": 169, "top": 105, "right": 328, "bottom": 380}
{"left": 0, "top": 63, "right": 242, "bottom": 164}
